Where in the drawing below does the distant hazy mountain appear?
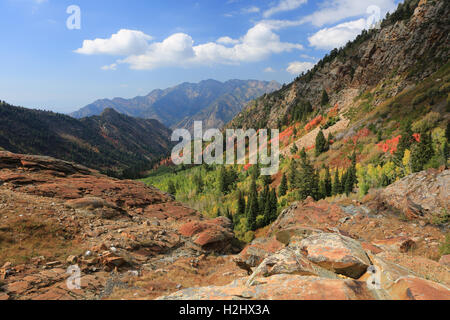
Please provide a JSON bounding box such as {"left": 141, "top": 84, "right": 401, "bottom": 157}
{"left": 71, "top": 79, "right": 281, "bottom": 131}
{"left": 0, "top": 102, "right": 172, "bottom": 176}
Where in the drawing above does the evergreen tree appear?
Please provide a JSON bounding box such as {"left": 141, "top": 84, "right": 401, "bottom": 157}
{"left": 262, "top": 174, "right": 272, "bottom": 187}
{"left": 219, "top": 166, "right": 228, "bottom": 194}
{"left": 324, "top": 166, "right": 332, "bottom": 197}
{"left": 321, "top": 90, "right": 329, "bottom": 106}
{"left": 332, "top": 169, "right": 341, "bottom": 196}
{"left": 279, "top": 173, "right": 288, "bottom": 196}
{"left": 237, "top": 191, "right": 246, "bottom": 216}
{"left": 318, "top": 178, "right": 327, "bottom": 200}
{"left": 410, "top": 132, "right": 434, "bottom": 172}
{"left": 167, "top": 180, "right": 176, "bottom": 195}
{"left": 297, "top": 153, "right": 319, "bottom": 200}
{"left": 395, "top": 121, "right": 413, "bottom": 161}
{"left": 315, "top": 130, "right": 328, "bottom": 156}
{"left": 247, "top": 178, "right": 259, "bottom": 231}
{"left": 288, "top": 160, "right": 297, "bottom": 189}
{"left": 344, "top": 169, "right": 353, "bottom": 196}
{"left": 446, "top": 121, "right": 450, "bottom": 142}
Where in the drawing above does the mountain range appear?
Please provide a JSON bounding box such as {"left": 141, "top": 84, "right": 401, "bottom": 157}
{"left": 70, "top": 79, "right": 281, "bottom": 132}
{"left": 0, "top": 103, "right": 171, "bottom": 177}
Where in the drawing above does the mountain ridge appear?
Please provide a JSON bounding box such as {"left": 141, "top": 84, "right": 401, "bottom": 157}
{"left": 71, "top": 79, "right": 281, "bottom": 131}
{"left": 0, "top": 102, "right": 172, "bottom": 177}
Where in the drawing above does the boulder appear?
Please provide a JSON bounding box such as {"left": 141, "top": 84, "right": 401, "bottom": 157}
{"left": 238, "top": 237, "right": 284, "bottom": 267}
{"left": 379, "top": 169, "right": 450, "bottom": 220}
{"left": 299, "top": 233, "right": 371, "bottom": 279}
{"left": 158, "top": 275, "right": 377, "bottom": 300}
{"left": 246, "top": 247, "right": 338, "bottom": 286}
{"left": 388, "top": 276, "right": 450, "bottom": 300}
{"left": 179, "top": 217, "right": 235, "bottom": 252}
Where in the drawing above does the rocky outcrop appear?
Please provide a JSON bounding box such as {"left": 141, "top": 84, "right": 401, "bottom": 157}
{"left": 298, "top": 233, "right": 371, "bottom": 279}
{"left": 179, "top": 217, "right": 235, "bottom": 252}
{"left": 378, "top": 169, "right": 449, "bottom": 220}
{"left": 0, "top": 152, "right": 237, "bottom": 300}
{"left": 158, "top": 275, "right": 377, "bottom": 300}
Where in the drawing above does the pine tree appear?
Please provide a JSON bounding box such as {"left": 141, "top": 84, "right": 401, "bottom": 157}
{"left": 262, "top": 174, "right": 272, "bottom": 187}
{"left": 315, "top": 130, "right": 328, "bottom": 156}
{"left": 279, "top": 173, "right": 288, "bottom": 196}
{"left": 395, "top": 121, "right": 413, "bottom": 161}
{"left": 410, "top": 132, "right": 434, "bottom": 172}
{"left": 344, "top": 169, "right": 353, "bottom": 196}
{"left": 219, "top": 166, "right": 228, "bottom": 194}
{"left": 247, "top": 178, "right": 259, "bottom": 231}
{"left": 167, "top": 180, "right": 176, "bottom": 195}
{"left": 324, "top": 166, "right": 332, "bottom": 197}
{"left": 297, "top": 153, "right": 319, "bottom": 200}
{"left": 446, "top": 121, "right": 450, "bottom": 142}
{"left": 332, "top": 169, "right": 341, "bottom": 196}
{"left": 268, "top": 188, "right": 278, "bottom": 223}
{"left": 237, "top": 191, "right": 246, "bottom": 216}
{"left": 321, "top": 90, "right": 329, "bottom": 106}
{"left": 288, "top": 160, "right": 297, "bottom": 189}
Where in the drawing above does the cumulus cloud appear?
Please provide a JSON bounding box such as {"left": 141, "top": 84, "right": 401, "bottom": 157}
{"left": 216, "top": 36, "right": 240, "bottom": 45}
{"left": 76, "top": 25, "right": 303, "bottom": 70}
{"left": 286, "top": 61, "right": 315, "bottom": 74}
{"left": 308, "top": 18, "right": 366, "bottom": 50}
{"left": 264, "top": 67, "right": 276, "bottom": 72}
{"left": 75, "top": 29, "right": 153, "bottom": 56}
{"left": 263, "top": 0, "right": 307, "bottom": 18}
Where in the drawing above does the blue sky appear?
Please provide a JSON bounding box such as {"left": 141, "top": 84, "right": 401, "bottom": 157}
{"left": 0, "top": 0, "right": 401, "bottom": 113}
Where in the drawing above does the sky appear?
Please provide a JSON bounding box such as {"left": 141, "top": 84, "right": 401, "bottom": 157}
{"left": 0, "top": 0, "right": 402, "bottom": 113}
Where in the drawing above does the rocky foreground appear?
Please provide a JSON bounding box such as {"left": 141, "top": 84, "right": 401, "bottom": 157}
{"left": 0, "top": 151, "right": 449, "bottom": 300}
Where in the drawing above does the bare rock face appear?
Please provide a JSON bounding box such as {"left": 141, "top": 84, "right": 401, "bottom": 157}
{"left": 379, "top": 169, "right": 449, "bottom": 220}
{"left": 158, "top": 275, "right": 377, "bottom": 300}
{"left": 298, "top": 233, "right": 371, "bottom": 279}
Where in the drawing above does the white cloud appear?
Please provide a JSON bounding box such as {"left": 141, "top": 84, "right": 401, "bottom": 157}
{"left": 216, "top": 36, "right": 240, "bottom": 45}
{"left": 77, "top": 24, "right": 303, "bottom": 70}
{"left": 286, "top": 61, "right": 315, "bottom": 74}
{"left": 263, "top": 0, "right": 307, "bottom": 18}
{"left": 101, "top": 63, "right": 117, "bottom": 71}
{"left": 242, "top": 6, "right": 260, "bottom": 14}
{"left": 75, "top": 29, "right": 153, "bottom": 56}
{"left": 264, "top": 67, "right": 276, "bottom": 72}
{"left": 308, "top": 18, "right": 366, "bottom": 50}
{"left": 302, "top": 0, "right": 396, "bottom": 27}
{"left": 120, "top": 33, "right": 196, "bottom": 70}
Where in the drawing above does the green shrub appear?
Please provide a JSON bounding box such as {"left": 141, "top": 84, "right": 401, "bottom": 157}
{"left": 411, "top": 111, "right": 440, "bottom": 132}
{"left": 439, "top": 233, "right": 450, "bottom": 256}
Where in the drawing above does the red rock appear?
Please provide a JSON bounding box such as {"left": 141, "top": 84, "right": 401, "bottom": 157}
{"left": 239, "top": 237, "right": 284, "bottom": 267}
{"left": 158, "top": 275, "right": 377, "bottom": 300}
{"left": 179, "top": 217, "right": 235, "bottom": 252}
{"left": 388, "top": 276, "right": 450, "bottom": 300}
{"left": 0, "top": 293, "right": 9, "bottom": 300}
{"left": 372, "top": 237, "right": 416, "bottom": 253}
{"left": 299, "top": 233, "right": 371, "bottom": 279}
